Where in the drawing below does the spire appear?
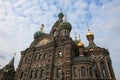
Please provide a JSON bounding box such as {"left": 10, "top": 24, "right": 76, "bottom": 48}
{"left": 40, "top": 24, "right": 44, "bottom": 32}
{"left": 8, "top": 53, "right": 16, "bottom": 66}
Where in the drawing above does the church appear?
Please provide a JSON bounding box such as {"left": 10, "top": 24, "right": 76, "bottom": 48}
{"left": 0, "top": 11, "right": 116, "bottom": 80}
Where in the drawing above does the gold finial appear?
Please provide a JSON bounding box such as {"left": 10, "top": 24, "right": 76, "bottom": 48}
{"left": 40, "top": 24, "right": 44, "bottom": 32}
{"left": 14, "top": 52, "right": 16, "bottom": 58}
{"left": 64, "top": 14, "right": 67, "bottom": 22}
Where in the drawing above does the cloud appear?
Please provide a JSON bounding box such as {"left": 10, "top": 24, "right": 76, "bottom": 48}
{"left": 0, "top": 0, "right": 120, "bottom": 79}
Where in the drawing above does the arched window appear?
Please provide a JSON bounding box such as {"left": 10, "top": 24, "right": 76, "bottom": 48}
{"left": 30, "top": 71, "right": 33, "bottom": 78}
{"left": 53, "top": 31, "right": 57, "bottom": 37}
{"left": 73, "top": 67, "right": 77, "bottom": 77}
{"left": 56, "top": 68, "right": 61, "bottom": 79}
{"left": 58, "top": 51, "right": 62, "bottom": 57}
{"left": 34, "top": 55, "right": 37, "bottom": 60}
{"left": 39, "top": 54, "right": 42, "bottom": 59}
{"left": 20, "top": 72, "right": 23, "bottom": 79}
{"left": 100, "top": 62, "right": 107, "bottom": 78}
{"left": 94, "top": 64, "right": 99, "bottom": 79}
{"left": 45, "top": 54, "right": 47, "bottom": 59}
{"left": 81, "top": 66, "right": 86, "bottom": 77}
{"left": 24, "top": 58, "right": 27, "bottom": 63}
{"left": 34, "top": 70, "right": 38, "bottom": 79}
{"left": 40, "top": 69, "right": 44, "bottom": 78}
{"left": 89, "top": 67, "right": 92, "bottom": 77}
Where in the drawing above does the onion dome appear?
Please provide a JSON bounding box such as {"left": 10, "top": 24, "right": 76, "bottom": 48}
{"left": 59, "top": 21, "right": 72, "bottom": 31}
{"left": 77, "top": 41, "right": 84, "bottom": 48}
{"left": 34, "top": 31, "right": 44, "bottom": 39}
{"left": 86, "top": 29, "right": 94, "bottom": 37}
{"left": 74, "top": 32, "right": 79, "bottom": 45}
{"left": 58, "top": 9, "right": 64, "bottom": 19}
{"left": 77, "top": 34, "right": 84, "bottom": 48}
{"left": 34, "top": 24, "right": 45, "bottom": 39}
{"left": 58, "top": 12, "right": 64, "bottom": 19}
{"left": 59, "top": 15, "right": 72, "bottom": 32}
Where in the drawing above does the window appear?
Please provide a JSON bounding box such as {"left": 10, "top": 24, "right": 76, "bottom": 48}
{"left": 30, "top": 71, "right": 33, "bottom": 78}
{"left": 66, "top": 77, "right": 69, "bottom": 80}
{"left": 34, "top": 55, "right": 37, "bottom": 60}
{"left": 58, "top": 51, "right": 62, "bottom": 57}
{"left": 56, "top": 68, "right": 61, "bottom": 79}
{"left": 94, "top": 64, "right": 99, "bottom": 79}
{"left": 73, "top": 67, "right": 77, "bottom": 77}
{"left": 39, "top": 54, "right": 42, "bottom": 59}
{"left": 40, "top": 69, "right": 44, "bottom": 78}
{"left": 53, "top": 31, "right": 57, "bottom": 37}
{"left": 81, "top": 66, "right": 86, "bottom": 77}
{"left": 45, "top": 54, "right": 47, "bottom": 59}
{"left": 34, "top": 70, "right": 38, "bottom": 79}
{"left": 24, "top": 58, "right": 27, "bottom": 63}
{"left": 89, "top": 67, "right": 92, "bottom": 77}
{"left": 100, "top": 62, "right": 107, "bottom": 78}
{"left": 20, "top": 72, "right": 23, "bottom": 79}
{"left": 46, "top": 72, "right": 49, "bottom": 76}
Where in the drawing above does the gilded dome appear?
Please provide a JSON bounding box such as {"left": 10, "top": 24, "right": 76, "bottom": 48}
{"left": 86, "top": 29, "right": 94, "bottom": 36}
{"left": 59, "top": 22, "right": 72, "bottom": 31}
{"left": 77, "top": 41, "right": 84, "bottom": 48}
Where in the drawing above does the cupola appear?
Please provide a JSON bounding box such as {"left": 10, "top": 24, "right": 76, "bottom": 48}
{"left": 34, "top": 24, "right": 45, "bottom": 39}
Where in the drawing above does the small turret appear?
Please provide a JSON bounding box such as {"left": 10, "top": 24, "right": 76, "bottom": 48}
{"left": 74, "top": 32, "right": 79, "bottom": 45}
{"left": 59, "top": 15, "right": 72, "bottom": 40}
{"left": 77, "top": 35, "right": 84, "bottom": 48}
{"left": 86, "top": 27, "right": 96, "bottom": 47}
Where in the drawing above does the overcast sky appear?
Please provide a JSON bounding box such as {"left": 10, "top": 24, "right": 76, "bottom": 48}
{"left": 0, "top": 0, "right": 120, "bottom": 79}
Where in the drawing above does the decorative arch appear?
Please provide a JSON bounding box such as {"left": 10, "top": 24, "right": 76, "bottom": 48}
{"left": 72, "top": 65, "right": 78, "bottom": 77}
{"left": 30, "top": 34, "right": 52, "bottom": 48}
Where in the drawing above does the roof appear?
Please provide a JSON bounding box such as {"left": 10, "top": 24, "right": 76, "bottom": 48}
{"left": 72, "top": 56, "right": 90, "bottom": 62}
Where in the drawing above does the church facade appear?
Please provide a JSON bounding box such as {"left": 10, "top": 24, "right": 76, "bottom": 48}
{"left": 0, "top": 12, "right": 116, "bottom": 80}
